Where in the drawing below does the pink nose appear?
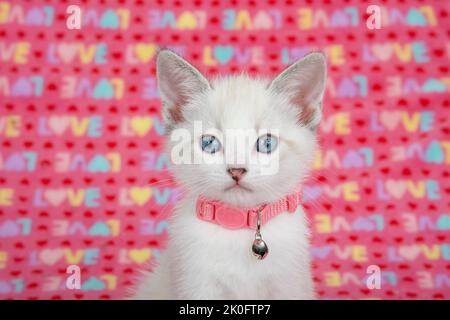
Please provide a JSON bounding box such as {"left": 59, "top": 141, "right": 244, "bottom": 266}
{"left": 227, "top": 168, "right": 247, "bottom": 181}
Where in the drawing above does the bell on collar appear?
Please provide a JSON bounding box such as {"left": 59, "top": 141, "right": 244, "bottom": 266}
{"left": 251, "top": 208, "right": 269, "bottom": 260}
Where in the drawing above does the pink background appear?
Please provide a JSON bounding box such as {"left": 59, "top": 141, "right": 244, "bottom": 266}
{"left": 0, "top": 0, "right": 449, "bottom": 299}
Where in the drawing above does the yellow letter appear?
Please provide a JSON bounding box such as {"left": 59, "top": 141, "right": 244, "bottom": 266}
{"left": 0, "top": 2, "right": 10, "bottom": 24}
{"left": 0, "top": 188, "right": 13, "bottom": 206}
{"left": 352, "top": 245, "right": 368, "bottom": 262}
{"left": 100, "top": 274, "right": 117, "bottom": 290}
{"left": 343, "top": 182, "right": 360, "bottom": 201}
{"left": 67, "top": 189, "right": 85, "bottom": 206}
{"left": 14, "top": 42, "right": 30, "bottom": 64}
{"left": 324, "top": 271, "right": 341, "bottom": 287}
{"left": 64, "top": 249, "right": 84, "bottom": 264}
{"left": 5, "top": 115, "right": 21, "bottom": 137}
{"left": 116, "top": 9, "right": 130, "bottom": 29}
{"left": 111, "top": 78, "right": 124, "bottom": 99}
{"left": 106, "top": 219, "right": 120, "bottom": 237}
{"left": 315, "top": 214, "right": 332, "bottom": 233}
{"left": 335, "top": 112, "right": 350, "bottom": 135}
{"left": 297, "top": 8, "right": 312, "bottom": 30}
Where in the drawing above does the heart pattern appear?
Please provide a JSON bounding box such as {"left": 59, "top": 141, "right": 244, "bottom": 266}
{"left": 0, "top": 0, "right": 449, "bottom": 300}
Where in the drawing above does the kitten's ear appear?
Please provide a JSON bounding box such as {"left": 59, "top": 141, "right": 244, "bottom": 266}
{"left": 156, "top": 49, "right": 210, "bottom": 127}
{"left": 269, "top": 52, "right": 327, "bottom": 130}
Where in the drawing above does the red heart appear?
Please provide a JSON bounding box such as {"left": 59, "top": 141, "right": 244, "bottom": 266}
{"left": 104, "top": 254, "right": 114, "bottom": 261}
{"left": 36, "top": 240, "right": 48, "bottom": 247}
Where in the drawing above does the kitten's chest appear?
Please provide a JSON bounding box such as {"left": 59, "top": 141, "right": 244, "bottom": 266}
{"left": 166, "top": 199, "right": 312, "bottom": 299}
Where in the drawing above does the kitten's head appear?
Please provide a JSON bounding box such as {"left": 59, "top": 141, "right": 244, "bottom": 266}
{"left": 157, "top": 50, "right": 326, "bottom": 207}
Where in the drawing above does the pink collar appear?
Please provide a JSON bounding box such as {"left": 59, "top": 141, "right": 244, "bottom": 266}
{"left": 196, "top": 189, "right": 302, "bottom": 230}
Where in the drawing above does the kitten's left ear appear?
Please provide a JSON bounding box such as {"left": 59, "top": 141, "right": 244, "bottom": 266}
{"left": 269, "top": 52, "right": 327, "bottom": 130}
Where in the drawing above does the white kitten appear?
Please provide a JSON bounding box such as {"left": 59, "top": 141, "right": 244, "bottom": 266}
{"left": 132, "top": 50, "right": 326, "bottom": 299}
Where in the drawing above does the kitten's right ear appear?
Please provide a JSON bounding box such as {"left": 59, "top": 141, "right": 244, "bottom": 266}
{"left": 268, "top": 52, "right": 326, "bottom": 130}
{"left": 156, "top": 49, "right": 210, "bottom": 128}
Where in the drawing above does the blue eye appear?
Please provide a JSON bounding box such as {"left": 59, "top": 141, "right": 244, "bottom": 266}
{"left": 256, "top": 134, "right": 278, "bottom": 153}
{"left": 200, "top": 135, "right": 221, "bottom": 154}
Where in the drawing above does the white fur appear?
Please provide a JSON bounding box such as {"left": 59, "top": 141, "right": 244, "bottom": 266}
{"left": 131, "top": 50, "right": 326, "bottom": 299}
